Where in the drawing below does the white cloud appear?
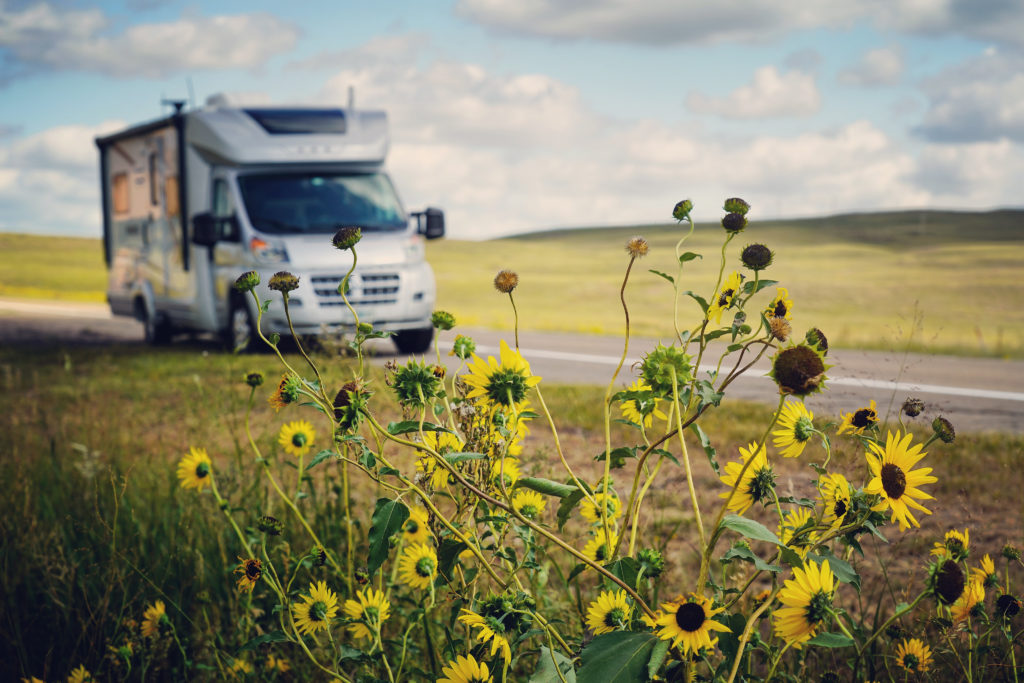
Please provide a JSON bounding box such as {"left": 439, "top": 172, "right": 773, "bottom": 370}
{"left": 456, "top": 0, "right": 1024, "bottom": 49}
{"left": 0, "top": 2, "right": 300, "bottom": 80}
{"left": 916, "top": 140, "right": 1024, "bottom": 203}
{"left": 916, "top": 51, "right": 1024, "bottom": 143}
{"left": 838, "top": 46, "right": 904, "bottom": 86}
{"left": 686, "top": 67, "right": 820, "bottom": 119}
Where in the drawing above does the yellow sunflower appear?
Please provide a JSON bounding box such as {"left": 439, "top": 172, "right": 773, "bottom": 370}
{"left": 837, "top": 399, "right": 878, "bottom": 435}
{"left": 489, "top": 456, "right": 521, "bottom": 488}
{"left": 864, "top": 431, "right": 937, "bottom": 531}
{"left": 654, "top": 593, "right": 730, "bottom": 655}
{"left": 278, "top": 420, "right": 316, "bottom": 457}
{"left": 461, "top": 340, "right": 541, "bottom": 408}
{"left": 931, "top": 528, "right": 970, "bottom": 561}
{"left": 417, "top": 431, "right": 464, "bottom": 489}
{"left": 764, "top": 287, "right": 793, "bottom": 320}
{"left": 972, "top": 554, "right": 998, "bottom": 588}
{"left": 772, "top": 400, "right": 815, "bottom": 458}
{"left": 398, "top": 543, "right": 438, "bottom": 590}
{"left": 773, "top": 559, "right": 836, "bottom": 648}
{"left": 438, "top": 654, "right": 493, "bottom": 683}
{"left": 458, "top": 609, "right": 512, "bottom": 663}
{"left": 67, "top": 664, "right": 92, "bottom": 683}
{"left": 820, "top": 473, "right": 852, "bottom": 529}
{"left": 234, "top": 557, "right": 262, "bottom": 592}
{"left": 895, "top": 638, "right": 933, "bottom": 673}
{"left": 583, "top": 531, "right": 615, "bottom": 565}
{"left": 228, "top": 659, "right": 252, "bottom": 678}
{"left": 291, "top": 580, "right": 339, "bottom": 636}
{"left": 141, "top": 600, "right": 166, "bottom": 638}
{"left": 512, "top": 490, "right": 546, "bottom": 520}
{"left": 176, "top": 447, "right": 212, "bottom": 491}
{"left": 265, "top": 655, "right": 290, "bottom": 673}
{"left": 585, "top": 590, "right": 632, "bottom": 635}
{"left": 343, "top": 587, "right": 390, "bottom": 641}
{"left": 580, "top": 491, "right": 622, "bottom": 525}
{"left": 708, "top": 271, "right": 744, "bottom": 324}
{"left": 403, "top": 506, "right": 432, "bottom": 546}
{"left": 718, "top": 442, "right": 775, "bottom": 515}
{"left": 778, "top": 507, "right": 819, "bottom": 559}
{"left": 951, "top": 580, "right": 985, "bottom": 623}
{"left": 619, "top": 379, "right": 667, "bottom": 428}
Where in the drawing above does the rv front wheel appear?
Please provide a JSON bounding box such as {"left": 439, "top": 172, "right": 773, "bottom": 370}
{"left": 393, "top": 327, "right": 434, "bottom": 355}
{"left": 140, "top": 303, "right": 174, "bottom": 345}
{"left": 224, "top": 299, "right": 256, "bottom": 352}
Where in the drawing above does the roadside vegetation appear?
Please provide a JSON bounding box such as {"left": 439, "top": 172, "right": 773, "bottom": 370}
{"left": 2, "top": 200, "right": 1021, "bottom": 682}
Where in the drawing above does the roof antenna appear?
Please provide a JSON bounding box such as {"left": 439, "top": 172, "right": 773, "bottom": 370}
{"left": 162, "top": 98, "right": 186, "bottom": 115}
{"left": 347, "top": 86, "right": 355, "bottom": 110}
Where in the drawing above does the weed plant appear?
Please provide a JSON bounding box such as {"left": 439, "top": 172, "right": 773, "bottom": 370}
{"left": 2, "top": 199, "right": 1022, "bottom": 682}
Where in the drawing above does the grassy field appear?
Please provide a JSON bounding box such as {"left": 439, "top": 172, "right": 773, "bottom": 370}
{"left": 4, "top": 208, "right": 1021, "bottom": 356}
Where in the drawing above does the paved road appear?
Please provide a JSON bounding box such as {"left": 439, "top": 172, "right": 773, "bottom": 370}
{"left": 2, "top": 297, "right": 1022, "bottom": 434}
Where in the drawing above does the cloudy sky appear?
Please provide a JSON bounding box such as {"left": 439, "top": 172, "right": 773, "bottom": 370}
{"left": 1, "top": 0, "right": 1023, "bottom": 239}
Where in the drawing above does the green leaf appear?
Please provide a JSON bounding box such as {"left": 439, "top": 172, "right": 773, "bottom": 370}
{"left": 366, "top": 498, "right": 409, "bottom": 576}
{"left": 694, "top": 379, "right": 724, "bottom": 408}
{"left": 742, "top": 278, "right": 778, "bottom": 295}
{"left": 720, "top": 515, "right": 781, "bottom": 545}
{"left": 515, "top": 477, "right": 579, "bottom": 498}
{"left": 305, "top": 449, "right": 336, "bottom": 471}
{"left": 806, "top": 632, "right": 855, "bottom": 648}
{"left": 556, "top": 480, "right": 593, "bottom": 530}
{"left": 436, "top": 538, "right": 468, "bottom": 583}
{"left": 689, "top": 424, "right": 719, "bottom": 475}
{"left": 444, "top": 452, "right": 488, "bottom": 465}
{"left": 595, "top": 446, "right": 637, "bottom": 469}
{"left": 649, "top": 269, "right": 674, "bottom": 285}
{"left": 678, "top": 251, "right": 702, "bottom": 263}
{"left": 603, "top": 557, "right": 640, "bottom": 591}
{"left": 808, "top": 552, "right": 861, "bottom": 592}
{"left": 647, "top": 639, "right": 670, "bottom": 679}
{"left": 386, "top": 420, "right": 450, "bottom": 436}
{"left": 237, "top": 630, "right": 290, "bottom": 652}
{"left": 682, "top": 290, "right": 709, "bottom": 313}
{"left": 721, "top": 544, "right": 783, "bottom": 573}
{"left": 702, "top": 329, "right": 732, "bottom": 342}
{"left": 577, "top": 632, "right": 661, "bottom": 683}
{"left": 530, "top": 646, "right": 577, "bottom": 683}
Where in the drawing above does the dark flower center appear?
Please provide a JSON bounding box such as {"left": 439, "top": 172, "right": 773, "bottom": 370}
{"left": 415, "top": 557, "right": 436, "bottom": 577}
{"left": 772, "top": 346, "right": 826, "bottom": 396}
{"left": 520, "top": 504, "right": 538, "bottom": 519}
{"left": 718, "top": 289, "right": 734, "bottom": 307}
{"left": 852, "top": 408, "right": 876, "bottom": 429}
{"left": 773, "top": 301, "right": 788, "bottom": 317}
{"left": 311, "top": 601, "right": 328, "bottom": 622}
{"left": 406, "top": 520, "right": 419, "bottom": 534}
{"left": 880, "top": 463, "right": 907, "bottom": 499}
{"left": 674, "top": 602, "right": 706, "bottom": 632}
{"left": 486, "top": 369, "right": 530, "bottom": 406}
{"left": 604, "top": 607, "right": 627, "bottom": 628}
{"left": 195, "top": 462, "right": 210, "bottom": 478}
{"left": 935, "top": 560, "right": 966, "bottom": 604}
{"left": 594, "top": 544, "right": 609, "bottom": 562}
{"left": 245, "top": 561, "right": 261, "bottom": 580}
{"left": 902, "top": 653, "right": 920, "bottom": 671}
{"left": 805, "top": 589, "right": 832, "bottom": 625}
{"left": 292, "top": 433, "right": 307, "bottom": 447}
{"left": 833, "top": 499, "right": 848, "bottom": 519}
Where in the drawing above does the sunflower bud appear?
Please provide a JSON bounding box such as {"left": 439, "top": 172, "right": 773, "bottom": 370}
{"left": 996, "top": 594, "right": 1021, "bottom": 619}
{"left": 638, "top": 547, "right": 666, "bottom": 578}
{"left": 902, "top": 397, "right": 925, "bottom": 417}
{"left": 234, "top": 270, "right": 260, "bottom": 292}
{"left": 244, "top": 371, "right": 264, "bottom": 388}
{"left": 932, "top": 416, "right": 955, "bottom": 444}
{"left": 451, "top": 334, "right": 476, "bottom": 360}
{"left": 332, "top": 226, "right": 362, "bottom": 250}
{"left": 625, "top": 236, "right": 649, "bottom": 258}
{"left": 805, "top": 327, "right": 829, "bottom": 355}
{"left": 258, "top": 515, "right": 284, "bottom": 535}
{"left": 672, "top": 199, "right": 693, "bottom": 221}
{"left": 1002, "top": 544, "right": 1021, "bottom": 561}
{"left": 390, "top": 360, "right": 444, "bottom": 407}
{"left": 721, "top": 212, "right": 747, "bottom": 234}
{"left": 494, "top": 269, "right": 519, "bottom": 294}
{"left": 268, "top": 271, "right": 299, "bottom": 293}
{"left": 431, "top": 310, "right": 456, "bottom": 331}
{"left": 356, "top": 322, "right": 374, "bottom": 336}
{"left": 640, "top": 344, "right": 693, "bottom": 397}
{"left": 741, "top": 243, "right": 773, "bottom": 271}
{"left": 313, "top": 546, "right": 327, "bottom": 567}
{"left": 333, "top": 379, "right": 369, "bottom": 433}
{"left": 770, "top": 344, "right": 828, "bottom": 397}
{"left": 724, "top": 197, "right": 751, "bottom": 215}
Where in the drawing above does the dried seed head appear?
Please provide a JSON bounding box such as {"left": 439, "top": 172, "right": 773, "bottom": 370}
{"left": 902, "top": 397, "right": 925, "bottom": 417}
{"left": 769, "top": 316, "right": 791, "bottom": 342}
{"left": 724, "top": 197, "right": 751, "bottom": 215}
{"left": 741, "top": 243, "right": 774, "bottom": 271}
{"left": 493, "top": 269, "right": 519, "bottom": 294}
{"left": 996, "top": 594, "right": 1021, "bottom": 618}
{"left": 268, "top": 271, "right": 299, "bottom": 293}
{"left": 332, "top": 226, "right": 362, "bottom": 250}
{"left": 672, "top": 199, "right": 693, "bottom": 221}
{"left": 721, "top": 212, "right": 748, "bottom": 234}
{"left": 625, "top": 236, "right": 649, "bottom": 258}
{"left": 770, "top": 344, "right": 827, "bottom": 396}
{"left": 932, "top": 416, "right": 956, "bottom": 444}
{"left": 234, "top": 270, "right": 260, "bottom": 292}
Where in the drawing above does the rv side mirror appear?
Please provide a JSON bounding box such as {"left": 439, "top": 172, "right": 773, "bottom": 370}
{"left": 423, "top": 207, "right": 445, "bottom": 240}
{"left": 192, "top": 212, "right": 218, "bottom": 246}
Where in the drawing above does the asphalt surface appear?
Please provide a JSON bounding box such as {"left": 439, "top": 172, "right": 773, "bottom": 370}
{"left": 2, "top": 297, "right": 1022, "bottom": 434}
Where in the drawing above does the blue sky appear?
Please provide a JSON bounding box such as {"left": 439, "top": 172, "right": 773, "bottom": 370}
{"left": 2, "top": 0, "right": 1023, "bottom": 239}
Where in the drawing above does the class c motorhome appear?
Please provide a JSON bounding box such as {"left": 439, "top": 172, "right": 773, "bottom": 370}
{"left": 95, "top": 94, "right": 445, "bottom": 353}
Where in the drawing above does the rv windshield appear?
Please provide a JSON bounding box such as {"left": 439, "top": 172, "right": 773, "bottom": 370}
{"left": 238, "top": 172, "right": 407, "bottom": 234}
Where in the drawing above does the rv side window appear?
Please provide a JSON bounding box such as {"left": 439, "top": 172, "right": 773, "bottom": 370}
{"left": 148, "top": 153, "right": 158, "bottom": 206}
{"left": 212, "top": 179, "right": 239, "bottom": 241}
{"left": 112, "top": 173, "right": 130, "bottom": 214}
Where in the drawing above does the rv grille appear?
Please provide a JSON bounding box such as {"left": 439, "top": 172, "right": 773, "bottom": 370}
{"left": 311, "top": 273, "right": 400, "bottom": 307}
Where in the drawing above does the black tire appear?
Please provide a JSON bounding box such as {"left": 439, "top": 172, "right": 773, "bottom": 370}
{"left": 224, "top": 297, "right": 256, "bottom": 352}
{"left": 393, "top": 327, "right": 434, "bottom": 355}
{"left": 139, "top": 301, "right": 174, "bottom": 345}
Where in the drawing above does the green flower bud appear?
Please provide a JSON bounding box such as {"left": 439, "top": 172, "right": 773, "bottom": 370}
{"left": 723, "top": 197, "right": 751, "bottom": 215}
{"left": 244, "top": 371, "right": 264, "bottom": 388}
{"left": 932, "top": 416, "right": 955, "bottom": 443}
{"left": 332, "top": 226, "right": 362, "bottom": 250}
{"left": 234, "top": 270, "right": 260, "bottom": 292}
{"left": 268, "top": 270, "right": 299, "bottom": 293}
{"left": 672, "top": 199, "right": 694, "bottom": 221}
{"left": 431, "top": 310, "right": 456, "bottom": 331}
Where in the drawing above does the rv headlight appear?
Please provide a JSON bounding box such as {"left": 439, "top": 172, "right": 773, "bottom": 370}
{"left": 404, "top": 234, "right": 425, "bottom": 262}
{"left": 250, "top": 237, "right": 289, "bottom": 264}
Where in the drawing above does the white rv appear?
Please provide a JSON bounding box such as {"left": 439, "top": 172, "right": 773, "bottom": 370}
{"left": 96, "top": 96, "right": 444, "bottom": 353}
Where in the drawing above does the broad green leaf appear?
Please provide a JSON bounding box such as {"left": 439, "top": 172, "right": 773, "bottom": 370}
{"left": 444, "top": 452, "right": 487, "bottom": 465}
{"left": 436, "top": 538, "right": 468, "bottom": 583}
{"left": 595, "top": 446, "right": 637, "bottom": 469}
{"left": 557, "top": 488, "right": 588, "bottom": 530}
{"left": 689, "top": 424, "right": 719, "bottom": 474}
{"left": 367, "top": 498, "right": 409, "bottom": 576}
{"left": 742, "top": 278, "right": 778, "bottom": 295}
{"left": 649, "top": 269, "right": 674, "bottom": 285}
{"left": 577, "top": 632, "right": 660, "bottom": 683}
{"left": 238, "top": 630, "right": 290, "bottom": 652}
{"left": 808, "top": 552, "right": 861, "bottom": 592}
{"left": 386, "top": 420, "right": 450, "bottom": 436}
{"left": 603, "top": 557, "right": 640, "bottom": 591}
{"left": 806, "top": 632, "right": 855, "bottom": 648}
{"left": 678, "top": 251, "right": 702, "bottom": 263}
{"left": 648, "top": 639, "right": 670, "bottom": 680}
{"left": 682, "top": 290, "right": 709, "bottom": 313}
{"left": 530, "top": 647, "right": 577, "bottom": 683}
{"left": 722, "top": 544, "right": 783, "bottom": 573}
{"left": 720, "top": 515, "right": 781, "bottom": 545}
{"left": 516, "top": 477, "right": 579, "bottom": 498}
{"left": 305, "top": 449, "right": 335, "bottom": 471}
